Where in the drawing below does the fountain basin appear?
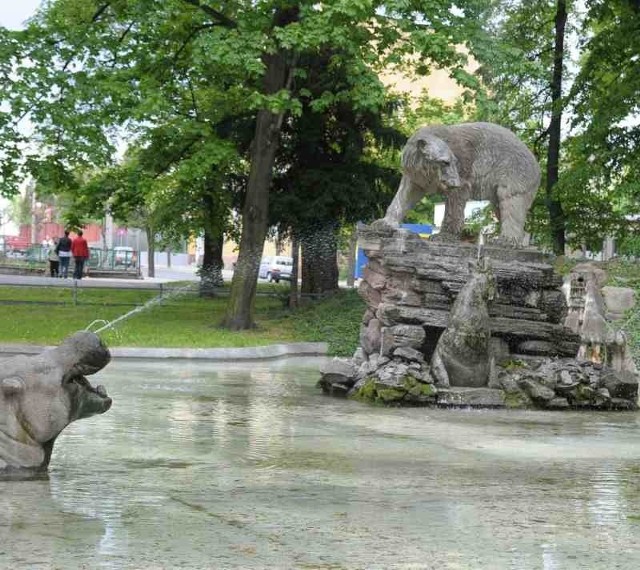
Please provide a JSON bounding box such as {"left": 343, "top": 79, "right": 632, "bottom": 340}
{"left": 2, "top": 358, "right": 640, "bottom": 569}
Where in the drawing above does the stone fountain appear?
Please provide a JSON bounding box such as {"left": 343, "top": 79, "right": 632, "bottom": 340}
{"left": 319, "top": 122, "right": 639, "bottom": 409}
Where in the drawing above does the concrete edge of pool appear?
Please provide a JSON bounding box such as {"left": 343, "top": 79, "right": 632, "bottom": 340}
{"left": 0, "top": 341, "right": 329, "bottom": 361}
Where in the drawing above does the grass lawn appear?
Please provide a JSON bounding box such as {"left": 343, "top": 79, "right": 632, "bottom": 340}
{"left": 0, "top": 283, "right": 365, "bottom": 356}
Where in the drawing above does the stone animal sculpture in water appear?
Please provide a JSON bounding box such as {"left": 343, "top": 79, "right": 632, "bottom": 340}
{"left": 0, "top": 331, "right": 111, "bottom": 478}
{"left": 431, "top": 260, "right": 496, "bottom": 387}
{"left": 378, "top": 122, "right": 540, "bottom": 245}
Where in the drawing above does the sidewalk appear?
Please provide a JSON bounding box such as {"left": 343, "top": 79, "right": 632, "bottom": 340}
{"left": 0, "top": 341, "right": 329, "bottom": 361}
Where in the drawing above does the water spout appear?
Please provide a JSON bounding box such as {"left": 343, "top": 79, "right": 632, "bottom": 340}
{"left": 85, "top": 283, "right": 195, "bottom": 335}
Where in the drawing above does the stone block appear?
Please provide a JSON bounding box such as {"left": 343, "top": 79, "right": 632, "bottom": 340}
{"left": 602, "top": 286, "right": 635, "bottom": 321}
{"left": 382, "top": 288, "right": 422, "bottom": 306}
{"left": 516, "top": 340, "right": 558, "bottom": 356}
{"left": 318, "top": 358, "right": 357, "bottom": 392}
{"left": 517, "top": 378, "right": 556, "bottom": 402}
{"left": 603, "top": 371, "right": 639, "bottom": 400}
{"left": 540, "top": 289, "right": 568, "bottom": 324}
{"left": 360, "top": 318, "right": 382, "bottom": 356}
{"left": 377, "top": 303, "right": 449, "bottom": 328}
{"left": 393, "top": 346, "right": 425, "bottom": 363}
{"left": 359, "top": 279, "right": 382, "bottom": 308}
{"left": 380, "top": 325, "right": 426, "bottom": 356}
{"left": 437, "top": 387, "right": 506, "bottom": 407}
{"left": 489, "top": 337, "right": 511, "bottom": 365}
{"left": 362, "top": 265, "right": 387, "bottom": 290}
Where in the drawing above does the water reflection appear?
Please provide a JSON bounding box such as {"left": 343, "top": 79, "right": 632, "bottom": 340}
{"left": 1, "top": 357, "right": 640, "bottom": 569}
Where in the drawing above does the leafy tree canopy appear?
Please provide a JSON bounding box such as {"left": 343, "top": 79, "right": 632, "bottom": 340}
{"left": 0, "top": 0, "right": 489, "bottom": 197}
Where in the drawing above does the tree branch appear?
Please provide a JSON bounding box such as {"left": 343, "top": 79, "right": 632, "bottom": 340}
{"left": 91, "top": 3, "right": 112, "bottom": 23}
{"left": 172, "top": 23, "right": 217, "bottom": 64}
{"left": 188, "top": 78, "right": 200, "bottom": 121}
{"left": 181, "top": 0, "right": 237, "bottom": 29}
{"left": 117, "top": 22, "right": 135, "bottom": 44}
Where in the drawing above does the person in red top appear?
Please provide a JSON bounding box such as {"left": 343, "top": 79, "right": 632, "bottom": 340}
{"left": 71, "top": 230, "right": 90, "bottom": 280}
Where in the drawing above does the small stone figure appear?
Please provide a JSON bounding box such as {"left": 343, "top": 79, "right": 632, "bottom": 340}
{"left": 377, "top": 122, "right": 540, "bottom": 246}
{"left": 431, "top": 259, "right": 496, "bottom": 387}
{"left": 0, "top": 331, "right": 111, "bottom": 478}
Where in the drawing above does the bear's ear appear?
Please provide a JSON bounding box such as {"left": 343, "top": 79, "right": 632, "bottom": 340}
{"left": 1, "top": 377, "right": 25, "bottom": 396}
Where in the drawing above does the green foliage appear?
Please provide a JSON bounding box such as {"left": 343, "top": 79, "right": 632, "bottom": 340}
{"left": 475, "top": 0, "right": 640, "bottom": 251}
{"left": 459, "top": 204, "right": 496, "bottom": 242}
{"left": 1, "top": 0, "right": 488, "bottom": 195}
{"left": 271, "top": 49, "right": 406, "bottom": 235}
{"left": 289, "top": 289, "right": 365, "bottom": 356}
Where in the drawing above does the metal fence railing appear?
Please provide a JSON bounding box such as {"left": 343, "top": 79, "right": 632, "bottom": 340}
{"left": 0, "top": 280, "right": 199, "bottom": 307}
{"left": 0, "top": 239, "right": 140, "bottom": 274}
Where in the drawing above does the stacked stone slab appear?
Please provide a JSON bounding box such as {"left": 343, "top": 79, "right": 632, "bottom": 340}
{"left": 318, "top": 226, "right": 638, "bottom": 409}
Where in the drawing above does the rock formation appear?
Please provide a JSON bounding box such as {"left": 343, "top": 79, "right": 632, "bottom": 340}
{"left": 319, "top": 227, "right": 639, "bottom": 410}
{"left": 0, "top": 331, "right": 112, "bottom": 478}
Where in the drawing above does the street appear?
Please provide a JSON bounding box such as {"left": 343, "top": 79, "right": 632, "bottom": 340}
{"left": 0, "top": 265, "right": 205, "bottom": 289}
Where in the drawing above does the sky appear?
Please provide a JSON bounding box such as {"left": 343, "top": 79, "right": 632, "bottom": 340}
{"left": 0, "top": 0, "right": 41, "bottom": 30}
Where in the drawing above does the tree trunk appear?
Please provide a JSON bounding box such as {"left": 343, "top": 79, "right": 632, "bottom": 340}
{"left": 288, "top": 231, "right": 300, "bottom": 309}
{"left": 223, "top": 11, "right": 297, "bottom": 329}
{"left": 546, "top": 0, "right": 567, "bottom": 255}
{"left": 100, "top": 221, "right": 108, "bottom": 269}
{"left": 300, "top": 223, "right": 339, "bottom": 297}
{"left": 199, "top": 190, "right": 225, "bottom": 296}
{"left": 146, "top": 226, "right": 156, "bottom": 278}
{"left": 200, "top": 229, "right": 224, "bottom": 297}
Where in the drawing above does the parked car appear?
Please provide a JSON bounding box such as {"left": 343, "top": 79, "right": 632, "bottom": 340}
{"left": 5, "top": 248, "right": 27, "bottom": 259}
{"left": 258, "top": 256, "right": 293, "bottom": 282}
{"left": 114, "top": 246, "right": 137, "bottom": 268}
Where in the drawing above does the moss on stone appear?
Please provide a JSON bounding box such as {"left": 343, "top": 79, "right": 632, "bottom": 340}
{"left": 575, "top": 384, "right": 595, "bottom": 403}
{"left": 351, "top": 378, "right": 378, "bottom": 402}
{"left": 504, "top": 391, "right": 531, "bottom": 409}
{"left": 352, "top": 376, "right": 437, "bottom": 406}
{"left": 403, "top": 376, "right": 436, "bottom": 397}
{"left": 503, "top": 359, "right": 527, "bottom": 370}
{"left": 377, "top": 388, "right": 406, "bottom": 403}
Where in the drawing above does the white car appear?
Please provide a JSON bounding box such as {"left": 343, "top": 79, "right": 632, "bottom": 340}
{"left": 114, "top": 246, "right": 136, "bottom": 267}
{"left": 258, "top": 256, "right": 293, "bottom": 282}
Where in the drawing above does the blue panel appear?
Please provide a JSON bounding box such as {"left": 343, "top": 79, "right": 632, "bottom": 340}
{"left": 353, "top": 223, "right": 433, "bottom": 278}
{"left": 401, "top": 223, "right": 433, "bottom": 236}
{"left": 355, "top": 247, "right": 368, "bottom": 279}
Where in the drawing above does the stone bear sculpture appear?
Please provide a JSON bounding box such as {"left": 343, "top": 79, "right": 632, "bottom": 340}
{"left": 379, "top": 122, "right": 540, "bottom": 245}
{"left": 0, "top": 331, "right": 111, "bottom": 478}
{"left": 431, "top": 260, "right": 496, "bottom": 387}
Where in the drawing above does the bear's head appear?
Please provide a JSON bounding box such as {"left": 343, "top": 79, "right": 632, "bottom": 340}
{"left": 402, "top": 132, "right": 461, "bottom": 192}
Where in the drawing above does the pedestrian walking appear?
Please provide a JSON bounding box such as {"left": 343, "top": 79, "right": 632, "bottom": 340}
{"left": 71, "top": 230, "right": 90, "bottom": 280}
{"left": 48, "top": 238, "right": 60, "bottom": 277}
{"left": 56, "top": 230, "right": 72, "bottom": 278}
